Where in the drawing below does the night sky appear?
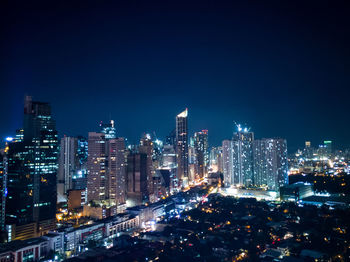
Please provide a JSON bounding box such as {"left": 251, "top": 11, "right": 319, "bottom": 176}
{"left": 1, "top": 1, "right": 349, "bottom": 152}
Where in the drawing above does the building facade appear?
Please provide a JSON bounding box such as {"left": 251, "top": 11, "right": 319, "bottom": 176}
{"left": 193, "top": 130, "right": 209, "bottom": 179}
{"left": 232, "top": 128, "right": 254, "bottom": 186}
{"left": 58, "top": 136, "right": 79, "bottom": 200}
{"left": 126, "top": 153, "right": 148, "bottom": 206}
{"left": 175, "top": 109, "right": 189, "bottom": 187}
{"left": 253, "top": 138, "right": 288, "bottom": 190}
{"left": 4, "top": 96, "right": 58, "bottom": 241}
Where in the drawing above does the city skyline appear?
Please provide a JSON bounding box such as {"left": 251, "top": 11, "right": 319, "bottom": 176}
{"left": 2, "top": 1, "right": 350, "bottom": 151}
{"left": 1, "top": 99, "right": 344, "bottom": 153}
{"left": 1, "top": 2, "right": 350, "bottom": 259}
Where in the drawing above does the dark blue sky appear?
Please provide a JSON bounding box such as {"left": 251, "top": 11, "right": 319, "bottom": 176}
{"left": 1, "top": 1, "right": 349, "bottom": 151}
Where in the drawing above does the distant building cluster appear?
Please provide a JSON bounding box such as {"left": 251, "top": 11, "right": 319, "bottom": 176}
{"left": 222, "top": 125, "right": 288, "bottom": 191}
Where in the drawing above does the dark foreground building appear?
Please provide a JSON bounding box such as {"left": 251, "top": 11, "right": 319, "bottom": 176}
{"left": 2, "top": 96, "right": 58, "bottom": 241}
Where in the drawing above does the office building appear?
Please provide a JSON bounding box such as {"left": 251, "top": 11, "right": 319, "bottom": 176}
{"left": 87, "top": 124, "right": 127, "bottom": 208}
{"left": 126, "top": 153, "right": 148, "bottom": 206}
{"left": 4, "top": 96, "right": 58, "bottom": 241}
{"left": 175, "top": 109, "right": 189, "bottom": 187}
{"left": 57, "top": 136, "right": 79, "bottom": 200}
{"left": 139, "top": 134, "right": 154, "bottom": 197}
{"left": 193, "top": 130, "right": 209, "bottom": 178}
{"left": 87, "top": 132, "right": 107, "bottom": 202}
{"left": 77, "top": 136, "right": 88, "bottom": 167}
{"left": 108, "top": 138, "right": 126, "bottom": 205}
{"left": 0, "top": 151, "right": 5, "bottom": 231}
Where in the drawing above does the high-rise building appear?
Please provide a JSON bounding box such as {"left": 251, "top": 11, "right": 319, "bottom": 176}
{"left": 0, "top": 150, "right": 5, "bottom": 231}
{"left": 4, "top": 96, "right": 58, "bottom": 241}
{"left": 253, "top": 138, "right": 288, "bottom": 190}
{"left": 126, "top": 153, "right": 148, "bottom": 206}
{"left": 194, "top": 130, "right": 209, "bottom": 178}
{"left": 222, "top": 140, "right": 233, "bottom": 186}
{"left": 232, "top": 126, "right": 254, "bottom": 186}
{"left": 108, "top": 138, "right": 126, "bottom": 205}
{"left": 87, "top": 132, "right": 107, "bottom": 202}
{"left": 77, "top": 136, "right": 88, "bottom": 167}
{"left": 176, "top": 109, "right": 189, "bottom": 187}
{"left": 139, "top": 134, "right": 154, "bottom": 197}
{"left": 87, "top": 121, "right": 127, "bottom": 207}
{"left": 188, "top": 137, "right": 196, "bottom": 183}
{"left": 57, "top": 136, "right": 79, "bottom": 200}
{"left": 161, "top": 145, "right": 177, "bottom": 191}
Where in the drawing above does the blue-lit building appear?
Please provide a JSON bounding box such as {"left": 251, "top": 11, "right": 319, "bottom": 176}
{"left": 77, "top": 136, "right": 88, "bottom": 167}
{"left": 4, "top": 96, "right": 58, "bottom": 241}
{"left": 253, "top": 138, "right": 288, "bottom": 191}
{"left": 100, "top": 120, "right": 116, "bottom": 139}
{"left": 232, "top": 125, "right": 254, "bottom": 187}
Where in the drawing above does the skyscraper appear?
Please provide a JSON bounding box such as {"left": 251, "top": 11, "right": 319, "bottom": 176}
{"left": 108, "top": 137, "right": 126, "bottom": 205}
{"left": 175, "top": 109, "right": 189, "bottom": 187}
{"left": 4, "top": 96, "right": 58, "bottom": 241}
{"left": 222, "top": 140, "right": 233, "bottom": 186}
{"left": 253, "top": 138, "right": 288, "bottom": 190}
{"left": 232, "top": 126, "right": 254, "bottom": 186}
{"left": 87, "top": 132, "right": 107, "bottom": 202}
{"left": 126, "top": 153, "right": 148, "bottom": 206}
{"left": 77, "top": 136, "right": 88, "bottom": 167}
{"left": 194, "top": 130, "right": 209, "bottom": 178}
{"left": 188, "top": 137, "right": 196, "bottom": 183}
{"left": 0, "top": 149, "right": 6, "bottom": 231}
{"left": 57, "top": 136, "right": 79, "bottom": 200}
{"left": 139, "top": 134, "right": 154, "bottom": 197}
{"left": 87, "top": 122, "right": 127, "bottom": 207}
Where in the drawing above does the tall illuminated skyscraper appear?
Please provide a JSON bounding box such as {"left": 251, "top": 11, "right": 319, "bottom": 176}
{"left": 222, "top": 140, "right": 233, "bottom": 186}
{"left": 58, "top": 136, "right": 79, "bottom": 200}
{"left": 176, "top": 109, "right": 189, "bottom": 186}
{"left": 194, "top": 130, "right": 209, "bottom": 178}
{"left": 108, "top": 137, "right": 127, "bottom": 205}
{"left": 87, "top": 132, "right": 107, "bottom": 202}
{"left": 0, "top": 150, "right": 5, "bottom": 231}
{"left": 253, "top": 138, "right": 288, "bottom": 190}
{"left": 188, "top": 137, "right": 196, "bottom": 183}
{"left": 4, "top": 96, "right": 58, "bottom": 241}
{"left": 87, "top": 122, "right": 126, "bottom": 206}
{"left": 232, "top": 125, "right": 254, "bottom": 186}
{"left": 139, "top": 134, "right": 154, "bottom": 196}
